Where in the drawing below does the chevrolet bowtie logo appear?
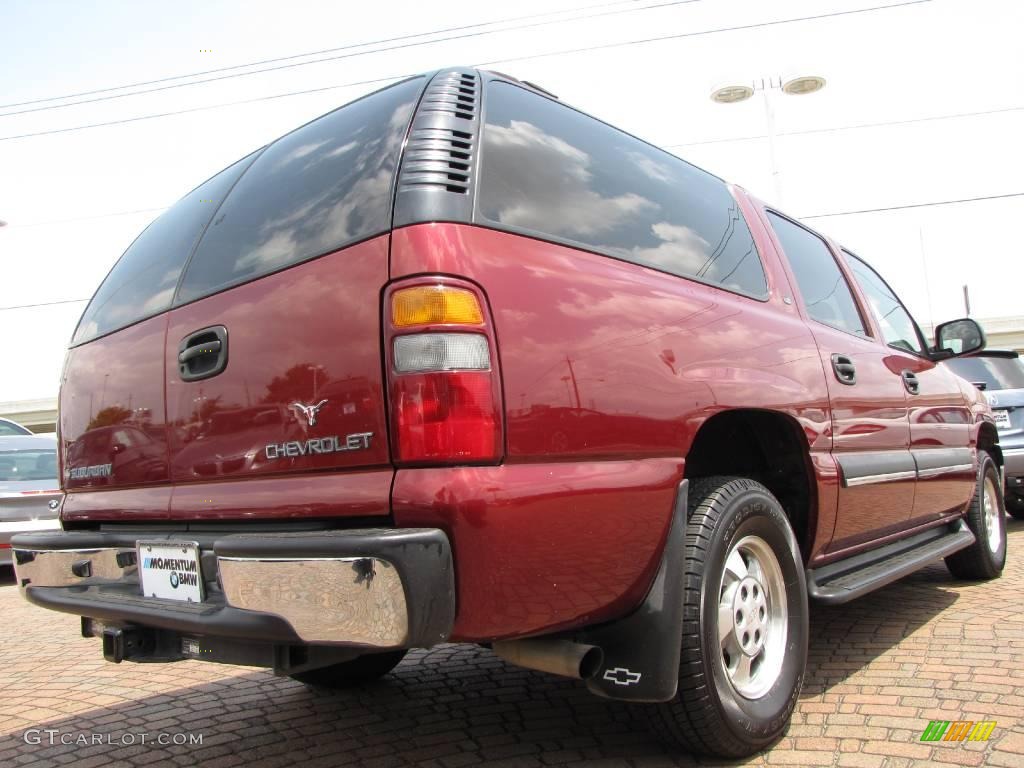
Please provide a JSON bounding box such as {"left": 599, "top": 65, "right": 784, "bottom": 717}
{"left": 602, "top": 667, "right": 642, "bottom": 686}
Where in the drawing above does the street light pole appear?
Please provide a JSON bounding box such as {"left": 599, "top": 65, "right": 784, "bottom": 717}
{"left": 710, "top": 75, "right": 826, "bottom": 207}
{"left": 760, "top": 83, "right": 783, "bottom": 205}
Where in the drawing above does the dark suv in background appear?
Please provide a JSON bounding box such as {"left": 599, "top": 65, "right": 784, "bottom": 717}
{"left": 945, "top": 350, "right": 1024, "bottom": 517}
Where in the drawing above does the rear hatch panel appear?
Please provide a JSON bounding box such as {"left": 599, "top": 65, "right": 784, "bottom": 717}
{"left": 164, "top": 235, "right": 392, "bottom": 485}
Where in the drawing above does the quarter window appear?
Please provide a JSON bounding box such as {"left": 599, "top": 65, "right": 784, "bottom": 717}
{"left": 478, "top": 83, "right": 768, "bottom": 298}
{"left": 844, "top": 251, "right": 925, "bottom": 355}
{"left": 767, "top": 213, "right": 867, "bottom": 336}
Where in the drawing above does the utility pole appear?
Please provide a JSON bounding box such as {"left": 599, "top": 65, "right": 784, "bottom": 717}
{"left": 565, "top": 355, "right": 581, "bottom": 410}
{"left": 962, "top": 285, "right": 972, "bottom": 317}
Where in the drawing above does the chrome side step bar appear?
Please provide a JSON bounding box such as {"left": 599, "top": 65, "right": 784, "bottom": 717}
{"left": 806, "top": 520, "right": 975, "bottom": 605}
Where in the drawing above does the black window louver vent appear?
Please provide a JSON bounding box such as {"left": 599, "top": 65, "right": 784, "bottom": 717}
{"left": 397, "top": 71, "right": 478, "bottom": 196}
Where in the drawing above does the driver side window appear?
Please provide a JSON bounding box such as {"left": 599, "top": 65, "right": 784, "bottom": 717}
{"left": 844, "top": 251, "right": 925, "bottom": 355}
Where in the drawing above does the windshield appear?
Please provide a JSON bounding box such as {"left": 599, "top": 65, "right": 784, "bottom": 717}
{"left": 945, "top": 355, "right": 1024, "bottom": 390}
{"left": 0, "top": 448, "right": 58, "bottom": 482}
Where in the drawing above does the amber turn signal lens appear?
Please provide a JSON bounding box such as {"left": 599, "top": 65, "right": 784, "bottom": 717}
{"left": 392, "top": 286, "right": 483, "bottom": 327}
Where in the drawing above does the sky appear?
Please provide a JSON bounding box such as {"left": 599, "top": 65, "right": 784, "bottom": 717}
{"left": 1, "top": 0, "right": 1022, "bottom": 402}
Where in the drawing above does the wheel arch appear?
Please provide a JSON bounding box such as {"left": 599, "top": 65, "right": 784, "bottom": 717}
{"left": 685, "top": 408, "right": 817, "bottom": 561}
{"left": 977, "top": 421, "right": 1003, "bottom": 468}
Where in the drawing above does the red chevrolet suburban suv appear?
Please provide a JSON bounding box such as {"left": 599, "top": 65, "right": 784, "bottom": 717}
{"left": 13, "top": 68, "right": 1007, "bottom": 757}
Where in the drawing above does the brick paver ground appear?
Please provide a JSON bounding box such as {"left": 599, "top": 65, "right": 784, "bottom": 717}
{"left": 1, "top": 520, "right": 1022, "bottom": 767}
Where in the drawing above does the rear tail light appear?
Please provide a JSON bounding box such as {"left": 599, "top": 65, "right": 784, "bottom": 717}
{"left": 386, "top": 283, "right": 503, "bottom": 465}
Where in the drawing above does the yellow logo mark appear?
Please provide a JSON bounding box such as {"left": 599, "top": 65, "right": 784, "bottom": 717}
{"left": 921, "top": 719, "right": 996, "bottom": 742}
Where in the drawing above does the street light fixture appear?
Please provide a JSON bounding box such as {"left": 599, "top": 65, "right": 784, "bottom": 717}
{"left": 710, "top": 84, "right": 755, "bottom": 104}
{"left": 710, "top": 75, "right": 827, "bottom": 205}
{"left": 782, "top": 75, "right": 826, "bottom": 96}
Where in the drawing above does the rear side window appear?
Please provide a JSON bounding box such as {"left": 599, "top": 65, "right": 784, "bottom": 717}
{"left": 767, "top": 213, "right": 867, "bottom": 336}
{"left": 478, "top": 83, "right": 767, "bottom": 298}
{"left": 845, "top": 251, "right": 924, "bottom": 354}
{"left": 176, "top": 77, "right": 424, "bottom": 304}
{"left": 72, "top": 153, "right": 257, "bottom": 345}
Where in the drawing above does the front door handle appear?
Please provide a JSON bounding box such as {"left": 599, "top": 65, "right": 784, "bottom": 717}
{"left": 178, "top": 325, "right": 228, "bottom": 382}
{"left": 831, "top": 354, "right": 857, "bottom": 385}
{"left": 901, "top": 369, "right": 920, "bottom": 395}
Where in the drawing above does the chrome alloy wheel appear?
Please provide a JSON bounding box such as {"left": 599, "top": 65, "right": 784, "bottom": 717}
{"left": 717, "top": 535, "right": 788, "bottom": 699}
{"left": 983, "top": 475, "right": 1003, "bottom": 554}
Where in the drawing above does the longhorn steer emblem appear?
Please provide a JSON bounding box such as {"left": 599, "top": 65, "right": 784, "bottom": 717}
{"left": 290, "top": 399, "right": 328, "bottom": 427}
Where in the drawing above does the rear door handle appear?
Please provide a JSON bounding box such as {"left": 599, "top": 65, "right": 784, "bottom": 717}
{"left": 178, "top": 338, "right": 221, "bottom": 365}
{"left": 901, "top": 369, "right": 920, "bottom": 395}
{"left": 831, "top": 354, "right": 857, "bottom": 385}
{"left": 178, "top": 325, "right": 228, "bottom": 382}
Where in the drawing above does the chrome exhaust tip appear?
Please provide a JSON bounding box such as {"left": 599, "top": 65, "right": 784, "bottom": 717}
{"left": 492, "top": 638, "right": 604, "bottom": 680}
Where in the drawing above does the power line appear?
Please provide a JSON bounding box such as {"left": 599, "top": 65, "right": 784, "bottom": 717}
{"left": 0, "top": 1, "right": 698, "bottom": 117}
{"left": 4, "top": 193, "right": 1020, "bottom": 313}
{"left": 0, "top": 298, "right": 88, "bottom": 312}
{"left": 0, "top": 0, "right": 934, "bottom": 143}
{"left": 477, "top": 0, "right": 933, "bottom": 67}
{"left": 0, "top": 0, "right": 638, "bottom": 109}
{"left": 801, "top": 191, "right": 1024, "bottom": 219}
{"left": 0, "top": 73, "right": 409, "bottom": 142}
{"left": 13, "top": 98, "right": 1024, "bottom": 229}
{"left": 18, "top": 189, "right": 1024, "bottom": 232}
{"left": 665, "top": 104, "right": 1024, "bottom": 148}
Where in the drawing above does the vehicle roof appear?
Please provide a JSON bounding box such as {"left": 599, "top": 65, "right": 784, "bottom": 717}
{"left": 0, "top": 434, "right": 58, "bottom": 450}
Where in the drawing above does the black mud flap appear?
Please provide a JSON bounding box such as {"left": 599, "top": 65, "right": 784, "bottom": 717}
{"left": 578, "top": 479, "right": 686, "bottom": 703}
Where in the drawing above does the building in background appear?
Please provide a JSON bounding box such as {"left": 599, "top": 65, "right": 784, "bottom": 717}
{"left": 0, "top": 397, "right": 58, "bottom": 433}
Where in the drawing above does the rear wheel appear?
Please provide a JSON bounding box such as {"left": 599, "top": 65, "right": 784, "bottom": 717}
{"left": 647, "top": 477, "right": 808, "bottom": 757}
{"left": 945, "top": 453, "right": 1007, "bottom": 580}
{"left": 290, "top": 649, "right": 407, "bottom": 688}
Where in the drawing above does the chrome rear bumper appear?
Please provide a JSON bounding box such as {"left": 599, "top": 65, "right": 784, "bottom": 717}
{"left": 12, "top": 528, "right": 455, "bottom": 649}
{"left": 218, "top": 556, "right": 408, "bottom": 645}
{"left": 1003, "top": 447, "right": 1024, "bottom": 477}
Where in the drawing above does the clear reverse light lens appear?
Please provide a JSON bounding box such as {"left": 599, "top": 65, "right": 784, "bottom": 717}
{"left": 394, "top": 333, "right": 490, "bottom": 373}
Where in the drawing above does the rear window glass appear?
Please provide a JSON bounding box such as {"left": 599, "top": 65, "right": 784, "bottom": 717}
{"left": 0, "top": 449, "right": 57, "bottom": 482}
{"left": 72, "top": 153, "right": 258, "bottom": 345}
{"left": 176, "top": 77, "right": 424, "bottom": 304}
{"left": 0, "top": 421, "right": 31, "bottom": 436}
{"left": 945, "top": 355, "right": 1024, "bottom": 390}
{"left": 478, "top": 83, "right": 768, "bottom": 298}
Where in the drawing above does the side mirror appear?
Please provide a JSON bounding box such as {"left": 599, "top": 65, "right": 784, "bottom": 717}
{"left": 932, "top": 318, "right": 986, "bottom": 359}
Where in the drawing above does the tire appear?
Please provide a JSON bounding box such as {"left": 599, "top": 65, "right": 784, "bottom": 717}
{"left": 945, "top": 452, "right": 1007, "bottom": 579}
{"left": 647, "top": 477, "right": 808, "bottom": 757}
{"left": 290, "top": 649, "right": 407, "bottom": 688}
{"left": 1005, "top": 492, "right": 1024, "bottom": 520}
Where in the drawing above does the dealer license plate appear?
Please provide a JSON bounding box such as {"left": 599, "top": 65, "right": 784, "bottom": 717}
{"left": 137, "top": 540, "right": 204, "bottom": 602}
{"left": 993, "top": 409, "right": 1011, "bottom": 430}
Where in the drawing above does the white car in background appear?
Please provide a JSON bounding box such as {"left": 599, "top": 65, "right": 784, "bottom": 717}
{"left": 0, "top": 418, "right": 33, "bottom": 437}
{"left": 0, "top": 434, "right": 62, "bottom": 567}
